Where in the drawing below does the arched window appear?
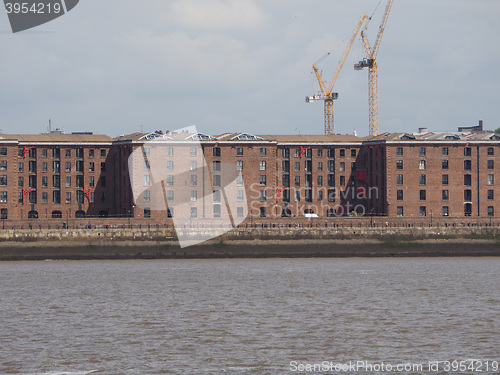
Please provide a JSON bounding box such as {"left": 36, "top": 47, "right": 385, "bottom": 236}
{"left": 28, "top": 210, "right": 38, "bottom": 218}
{"left": 75, "top": 210, "right": 85, "bottom": 218}
{"left": 51, "top": 210, "right": 62, "bottom": 218}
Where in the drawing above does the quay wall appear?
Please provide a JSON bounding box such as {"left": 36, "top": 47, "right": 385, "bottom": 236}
{"left": 0, "top": 226, "right": 500, "bottom": 260}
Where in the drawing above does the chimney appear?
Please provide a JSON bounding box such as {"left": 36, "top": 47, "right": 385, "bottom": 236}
{"left": 418, "top": 127, "right": 428, "bottom": 134}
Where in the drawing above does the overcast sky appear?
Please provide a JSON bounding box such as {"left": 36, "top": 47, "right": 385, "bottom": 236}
{"left": 0, "top": 0, "right": 498, "bottom": 137}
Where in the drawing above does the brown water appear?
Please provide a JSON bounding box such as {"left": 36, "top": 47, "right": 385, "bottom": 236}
{"left": 0, "top": 257, "right": 499, "bottom": 374}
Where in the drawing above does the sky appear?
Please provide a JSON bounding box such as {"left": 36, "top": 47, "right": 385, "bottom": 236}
{"left": 0, "top": 0, "right": 499, "bottom": 137}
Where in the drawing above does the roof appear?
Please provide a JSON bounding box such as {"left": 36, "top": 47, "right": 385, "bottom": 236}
{"left": 0, "top": 133, "right": 113, "bottom": 143}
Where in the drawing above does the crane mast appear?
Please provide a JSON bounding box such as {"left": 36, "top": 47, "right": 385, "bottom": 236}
{"left": 306, "top": 14, "right": 369, "bottom": 135}
{"left": 354, "top": 0, "right": 394, "bottom": 136}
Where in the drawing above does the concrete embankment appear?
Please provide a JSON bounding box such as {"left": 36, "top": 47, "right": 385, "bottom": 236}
{"left": 0, "top": 226, "right": 499, "bottom": 260}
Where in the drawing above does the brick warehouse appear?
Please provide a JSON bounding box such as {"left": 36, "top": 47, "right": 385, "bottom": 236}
{"left": 0, "top": 126, "right": 499, "bottom": 222}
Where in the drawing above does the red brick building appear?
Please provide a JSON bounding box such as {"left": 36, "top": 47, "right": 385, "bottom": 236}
{"left": 1, "top": 128, "right": 498, "bottom": 222}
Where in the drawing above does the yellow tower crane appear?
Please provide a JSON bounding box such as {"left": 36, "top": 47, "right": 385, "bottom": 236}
{"left": 306, "top": 14, "right": 369, "bottom": 135}
{"left": 354, "top": 0, "right": 394, "bottom": 136}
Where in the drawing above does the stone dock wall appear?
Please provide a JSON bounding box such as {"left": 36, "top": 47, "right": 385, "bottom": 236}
{"left": 0, "top": 226, "right": 499, "bottom": 260}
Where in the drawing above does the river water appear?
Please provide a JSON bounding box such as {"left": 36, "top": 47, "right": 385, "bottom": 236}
{"left": 0, "top": 257, "right": 499, "bottom": 374}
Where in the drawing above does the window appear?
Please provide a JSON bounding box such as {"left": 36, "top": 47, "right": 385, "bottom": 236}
{"left": 259, "top": 148, "right": 266, "bottom": 156}
{"left": 339, "top": 162, "right": 345, "bottom": 172}
{"left": 305, "top": 174, "right": 312, "bottom": 188}
{"left": 89, "top": 176, "right": 95, "bottom": 187}
{"left": 237, "top": 190, "right": 244, "bottom": 201}
{"left": 0, "top": 191, "right": 6, "bottom": 203}
{"left": 18, "top": 176, "right": 23, "bottom": 187}
{"left": 419, "top": 160, "right": 426, "bottom": 170}
{"left": 464, "top": 147, "right": 472, "bottom": 156}
{"left": 166, "top": 175, "right": 174, "bottom": 186}
{"left": 282, "top": 160, "right": 290, "bottom": 173}
{"left": 144, "top": 190, "right": 150, "bottom": 202}
{"left": 53, "top": 148, "right": 60, "bottom": 158}
{"left": 464, "top": 189, "right": 472, "bottom": 201}
{"left": 100, "top": 193, "right": 107, "bottom": 203}
{"left": 213, "top": 147, "right": 221, "bottom": 157}
{"left": 144, "top": 208, "right": 151, "bottom": 218}
{"left": 317, "top": 149, "right": 323, "bottom": 157}
{"left": 144, "top": 175, "right": 151, "bottom": 186}
{"left": 42, "top": 149, "right": 47, "bottom": 158}
{"left": 236, "top": 147, "right": 243, "bottom": 156}
{"left": 488, "top": 147, "right": 494, "bottom": 156}
{"left": 259, "top": 207, "right": 266, "bottom": 217}
{"left": 76, "top": 160, "right": 84, "bottom": 173}
{"left": 166, "top": 147, "right": 174, "bottom": 156}
{"left": 295, "top": 162, "right": 300, "bottom": 172}
{"left": 259, "top": 190, "right": 266, "bottom": 201}
{"left": 100, "top": 149, "right": 106, "bottom": 157}
{"left": 420, "top": 206, "right": 427, "bottom": 216}
{"left": 65, "top": 192, "right": 71, "bottom": 204}
{"left": 328, "top": 160, "right": 335, "bottom": 172}
{"left": 76, "top": 190, "right": 85, "bottom": 204}
{"left": 190, "top": 161, "right": 197, "bottom": 171}
{"left": 420, "top": 190, "right": 426, "bottom": 200}
{"left": 28, "top": 148, "right": 36, "bottom": 158}
{"left": 213, "top": 190, "right": 221, "bottom": 203}
{"left": 318, "top": 190, "right": 323, "bottom": 201}
{"left": 236, "top": 161, "right": 243, "bottom": 171}
{"left": 213, "top": 175, "right": 221, "bottom": 187}
{"left": 442, "top": 174, "right": 449, "bottom": 185}
{"left": 167, "top": 190, "right": 174, "bottom": 201}
{"left": 351, "top": 149, "right": 357, "bottom": 157}
{"left": 442, "top": 147, "right": 449, "bottom": 156}
{"left": 53, "top": 190, "right": 61, "bottom": 204}
{"left": 42, "top": 162, "right": 47, "bottom": 172}
{"left": 260, "top": 161, "right": 266, "bottom": 171}
{"left": 442, "top": 160, "right": 449, "bottom": 170}
{"left": 305, "top": 189, "right": 313, "bottom": 202}
{"left": 317, "top": 162, "right": 323, "bottom": 171}
{"left": 487, "top": 174, "right": 494, "bottom": 185}
{"left": 317, "top": 175, "right": 323, "bottom": 186}
{"left": 295, "top": 191, "right": 300, "bottom": 201}
{"left": 339, "top": 176, "right": 345, "bottom": 186}
{"left": 464, "top": 160, "right": 472, "bottom": 171}
{"left": 214, "top": 204, "right": 222, "bottom": 218}
{"left": 190, "top": 207, "right": 197, "bottom": 218}
{"left": 442, "top": 190, "right": 449, "bottom": 200}
{"left": 89, "top": 162, "right": 95, "bottom": 172}
{"left": 18, "top": 162, "right": 23, "bottom": 172}
{"left": 190, "top": 147, "right": 197, "bottom": 156}
{"left": 419, "top": 175, "right": 426, "bottom": 185}
{"left": 305, "top": 148, "right": 312, "bottom": 158}
{"left": 294, "top": 149, "right": 300, "bottom": 158}
{"left": 295, "top": 176, "right": 300, "bottom": 186}
{"left": 42, "top": 192, "right": 48, "bottom": 204}
{"left": 328, "top": 147, "right": 335, "bottom": 158}
{"left": 142, "top": 147, "right": 150, "bottom": 157}
{"left": 76, "top": 148, "right": 84, "bottom": 158}
{"left": 419, "top": 147, "right": 426, "bottom": 156}
{"left": 328, "top": 189, "right": 335, "bottom": 202}
{"left": 397, "top": 206, "right": 404, "bottom": 217}
{"left": 0, "top": 161, "right": 7, "bottom": 170}
{"left": 237, "top": 207, "right": 244, "bottom": 218}
{"left": 443, "top": 206, "right": 449, "bottom": 216}
{"left": 397, "top": 174, "right": 403, "bottom": 185}
{"left": 339, "top": 149, "right": 345, "bottom": 157}
{"left": 167, "top": 161, "right": 174, "bottom": 170}
{"left": 237, "top": 175, "right": 243, "bottom": 186}
{"left": 65, "top": 162, "right": 71, "bottom": 172}
{"left": 66, "top": 176, "right": 71, "bottom": 187}
{"left": 29, "top": 175, "right": 36, "bottom": 188}
{"left": 100, "top": 176, "right": 106, "bottom": 187}
{"left": 0, "top": 147, "right": 6, "bottom": 156}
{"left": 190, "top": 175, "right": 197, "bottom": 186}
{"left": 213, "top": 161, "right": 221, "bottom": 171}
{"left": 488, "top": 206, "right": 494, "bottom": 217}
{"left": 488, "top": 160, "right": 494, "bottom": 169}
{"left": 305, "top": 160, "right": 312, "bottom": 172}
{"left": 283, "top": 148, "right": 290, "bottom": 158}
{"left": 89, "top": 149, "right": 94, "bottom": 158}
{"left": 52, "top": 175, "right": 60, "bottom": 188}
{"left": 397, "top": 190, "right": 403, "bottom": 200}
{"left": 0, "top": 176, "right": 6, "bottom": 186}
{"left": 488, "top": 189, "right": 494, "bottom": 200}
{"left": 282, "top": 174, "right": 290, "bottom": 188}
{"left": 41, "top": 176, "right": 48, "bottom": 187}
{"left": 101, "top": 162, "right": 106, "bottom": 172}
{"left": 396, "top": 160, "right": 403, "bottom": 170}
{"left": 66, "top": 149, "right": 71, "bottom": 157}
{"left": 1, "top": 208, "right": 7, "bottom": 219}
{"left": 465, "top": 203, "right": 472, "bottom": 216}
{"left": 396, "top": 147, "right": 403, "bottom": 156}
{"left": 190, "top": 190, "right": 197, "bottom": 202}
{"left": 260, "top": 175, "right": 266, "bottom": 186}
{"left": 464, "top": 174, "right": 472, "bottom": 186}
{"left": 329, "top": 174, "right": 336, "bottom": 187}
